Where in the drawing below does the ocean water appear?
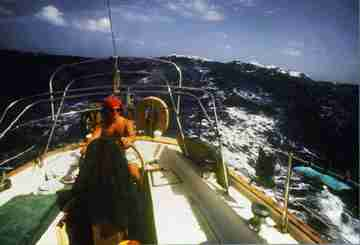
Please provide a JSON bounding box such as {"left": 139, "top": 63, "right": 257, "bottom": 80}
{"left": 185, "top": 98, "right": 359, "bottom": 244}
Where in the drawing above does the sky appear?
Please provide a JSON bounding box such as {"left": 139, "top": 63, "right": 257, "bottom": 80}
{"left": 0, "top": 0, "right": 358, "bottom": 83}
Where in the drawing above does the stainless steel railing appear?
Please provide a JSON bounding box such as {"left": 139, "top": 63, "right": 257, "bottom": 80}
{"left": 48, "top": 57, "right": 184, "bottom": 120}
{"left": 270, "top": 148, "right": 358, "bottom": 233}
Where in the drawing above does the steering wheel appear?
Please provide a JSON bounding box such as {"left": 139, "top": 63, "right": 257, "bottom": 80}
{"left": 126, "top": 144, "right": 145, "bottom": 169}
{"left": 125, "top": 144, "right": 146, "bottom": 185}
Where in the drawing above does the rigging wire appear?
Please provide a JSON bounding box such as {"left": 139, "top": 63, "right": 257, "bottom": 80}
{"left": 105, "top": 0, "right": 120, "bottom": 93}
{"left": 106, "top": 0, "right": 117, "bottom": 58}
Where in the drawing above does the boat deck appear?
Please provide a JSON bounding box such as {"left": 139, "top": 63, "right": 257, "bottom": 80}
{"left": 0, "top": 148, "right": 80, "bottom": 245}
{"left": 135, "top": 141, "right": 218, "bottom": 243}
{"left": 136, "top": 139, "right": 297, "bottom": 244}
{"left": 0, "top": 138, "right": 302, "bottom": 244}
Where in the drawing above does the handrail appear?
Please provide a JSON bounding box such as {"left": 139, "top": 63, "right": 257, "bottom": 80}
{"left": 0, "top": 145, "right": 36, "bottom": 168}
{"left": 2, "top": 75, "right": 191, "bottom": 125}
{"left": 5, "top": 56, "right": 227, "bottom": 193}
{"left": 43, "top": 70, "right": 120, "bottom": 158}
{"left": 0, "top": 86, "right": 111, "bottom": 130}
{"left": 49, "top": 57, "right": 111, "bottom": 120}
{"left": 164, "top": 81, "right": 189, "bottom": 156}
{"left": 0, "top": 92, "right": 50, "bottom": 126}
{"left": 42, "top": 79, "right": 77, "bottom": 157}
{"left": 49, "top": 71, "right": 114, "bottom": 115}
{"left": 0, "top": 91, "right": 113, "bottom": 140}
{"left": 149, "top": 57, "right": 183, "bottom": 112}
{"left": 271, "top": 147, "right": 359, "bottom": 233}
{"left": 281, "top": 152, "right": 293, "bottom": 232}
{"left": 48, "top": 57, "right": 184, "bottom": 120}
{"left": 0, "top": 87, "right": 218, "bottom": 160}
{"left": 208, "top": 93, "right": 229, "bottom": 191}
{"left": 272, "top": 148, "right": 359, "bottom": 188}
{"left": 293, "top": 201, "right": 336, "bottom": 229}
{"left": 0, "top": 85, "right": 214, "bottom": 141}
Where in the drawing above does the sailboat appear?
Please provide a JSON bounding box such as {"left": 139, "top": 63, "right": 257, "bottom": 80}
{"left": 0, "top": 55, "right": 330, "bottom": 244}
{"left": 0, "top": 0, "right": 337, "bottom": 242}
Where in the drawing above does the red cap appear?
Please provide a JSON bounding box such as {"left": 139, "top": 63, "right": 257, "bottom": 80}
{"left": 103, "top": 95, "right": 122, "bottom": 109}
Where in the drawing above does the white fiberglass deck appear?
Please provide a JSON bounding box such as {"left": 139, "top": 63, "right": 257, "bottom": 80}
{"left": 139, "top": 141, "right": 218, "bottom": 243}
{"left": 0, "top": 148, "right": 81, "bottom": 245}
{"left": 0, "top": 149, "right": 80, "bottom": 207}
{"left": 1, "top": 139, "right": 300, "bottom": 244}
{"left": 138, "top": 139, "right": 298, "bottom": 244}
{"left": 208, "top": 177, "right": 297, "bottom": 244}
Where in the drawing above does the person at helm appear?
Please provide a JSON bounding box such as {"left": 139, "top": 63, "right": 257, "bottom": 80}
{"left": 70, "top": 95, "right": 141, "bottom": 243}
{"left": 80, "top": 95, "right": 140, "bottom": 181}
{"left": 82, "top": 95, "right": 136, "bottom": 152}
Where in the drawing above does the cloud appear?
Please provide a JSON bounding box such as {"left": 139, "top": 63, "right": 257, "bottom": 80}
{"left": 165, "top": 0, "right": 224, "bottom": 21}
{"left": 73, "top": 17, "right": 110, "bottom": 32}
{"left": 167, "top": 2, "right": 179, "bottom": 11}
{"left": 35, "top": 5, "right": 66, "bottom": 26}
{"left": 225, "top": 44, "right": 232, "bottom": 49}
{"left": 203, "top": 10, "right": 223, "bottom": 21}
{"left": 264, "top": 10, "right": 275, "bottom": 15}
{"left": 288, "top": 40, "right": 304, "bottom": 48}
{"left": 282, "top": 41, "right": 304, "bottom": 56}
{"left": 282, "top": 48, "right": 302, "bottom": 57}
{"left": 237, "top": 0, "right": 256, "bottom": 7}
{"left": 121, "top": 11, "right": 151, "bottom": 22}
{"left": 155, "top": 40, "right": 168, "bottom": 47}
{"left": 133, "top": 40, "right": 145, "bottom": 46}
{"left": 0, "top": 6, "right": 13, "bottom": 16}
{"left": 114, "top": 9, "right": 173, "bottom": 23}
{"left": 264, "top": 7, "right": 282, "bottom": 16}
{"left": 226, "top": 0, "right": 256, "bottom": 8}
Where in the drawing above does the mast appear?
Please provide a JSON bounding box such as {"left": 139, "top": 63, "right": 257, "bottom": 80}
{"left": 106, "top": 0, "right": 120, "bottom": 94}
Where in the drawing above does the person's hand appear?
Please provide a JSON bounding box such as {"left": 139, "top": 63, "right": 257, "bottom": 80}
{"left": 58, "top": 213, "right": 68, "bottom": 228}
{"left": 79, "top": 142, "right": 87, "bottom": 155}
{"left": 121, "top": 137, "right": 132, "bottom": 149}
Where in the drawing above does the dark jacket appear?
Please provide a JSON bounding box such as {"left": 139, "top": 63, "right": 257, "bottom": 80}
{"left": 73, "top": 137, "right": 133, "bottom": 230}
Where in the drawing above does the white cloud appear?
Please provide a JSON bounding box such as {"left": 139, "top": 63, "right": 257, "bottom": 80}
{"left": 121, "top": 11, "right": 151, "bottom": 22}
{"left": 0, "top": 6, "right": 13, "bottom": 15}
{"left": 226, "top": 0, "right": 256, "bottom": 8}
{"left": 114, "top": 9, "right": 173, "bottom": 23}
{"left": 282, "top": 48, "right": 302, "bottom": 57}
{"left": 35, "top": 5, "right": 66, "bottom": 26}
{"left": 225, "top": 44, "right": 232, "bottom": 49}
{"left": 264, "top": 7, "right": 282, "bottom": 16}
{"left": 282, "top": 41, "right": 304, "bottom": 57}
{"left": 167, "top": 2, "right": 178, "bottom": 11}
{"left": 288, "top": 40, "right": 304, "bottom": 48}
{"left": 134, "top": 40, "right": 145, "bottom": 46}
{"left": 238, "top": 0, "right": 256, "bottom": 7}
{"left": 155, "top": 40, "right": 168, "bottom": 47}
{"left": 73, "top": 17, "right": 110, "bottom": 32}
{"left": 165, "top": 0, "right": 224, "bottom": 21}
{"left": 264, "top": 10, "right": 275, "bottom": 15}
{"left": 204, "top": 10, "right": 224, "bottom": 21}
{"left": 193, "top": 0, "right": 207, "bottom": 12}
